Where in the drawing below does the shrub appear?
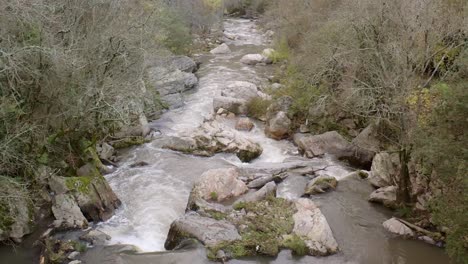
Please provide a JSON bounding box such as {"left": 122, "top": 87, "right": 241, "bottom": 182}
{"left": 246, "top": 97, "right": 271, "bottom": 120}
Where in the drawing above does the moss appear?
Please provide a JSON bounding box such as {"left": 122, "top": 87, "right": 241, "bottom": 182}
{"left": 246, "top": 97, "right": 271, "bottom": 120}
{"left": 233, "top": 201, "right": 247, "bottom": 211}
{"left": 65, "top": 176, "right": 93, "bottom": 194}
{"left": 210, "top": 192, "right": 218, "bottom": 201}
{"left": 237, "top": 149, "right": 262, "bottom": 163}
{"left": 206, "top": 210, "right": 227, "bottom": 221}
{"left": 72, "top": 240, "right": 87, "bottom": 252}
{"left": 358, "top": 170, "right": 369, "bottom": 179}
{"left": 210, "top": 196, "right": 296, "bottom": 260}
{"left": 44, "top": 239, "right": 76, "bottom": 264}
{"left": 0, "top": 201, "right": 14, "bottom": 232}
{"left": 281, "top": 234, "right": 308, "bottom": 256}
{"left": 112, "top": 136, "right": 149, "bottom": 149}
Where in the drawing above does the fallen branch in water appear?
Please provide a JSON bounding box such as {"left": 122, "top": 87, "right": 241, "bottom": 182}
{"left": 396, "top": 218, "right": 443, "bottom": 240}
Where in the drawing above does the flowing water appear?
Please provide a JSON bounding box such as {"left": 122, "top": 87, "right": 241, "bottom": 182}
{"left": 1, "top": 18, "right": 451, "bottom": 264}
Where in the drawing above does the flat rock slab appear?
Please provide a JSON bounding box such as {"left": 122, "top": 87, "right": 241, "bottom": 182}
{"left": 293, "top": 199, "right": 338, "bottom": 256}
{"left": 383, "top": 218, "right": 414, "bottom": 237}
{"left": 165, "top": 213, "right": 241, "bottom": 250}
{"left": 276, "top": 175, "right": 308, "bottom": 200}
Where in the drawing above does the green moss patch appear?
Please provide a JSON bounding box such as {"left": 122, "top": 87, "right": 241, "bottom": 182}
{"left": 209, "top": 196, "right": 298, "bottom": 259}
{"left": 65, "top": 176, "right": 93, "bottom": 194}
{"left": 112, "top": 136, "right": 149, "bottom": 149}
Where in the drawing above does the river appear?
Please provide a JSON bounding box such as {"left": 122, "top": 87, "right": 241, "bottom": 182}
{"left": 0, "top": 18, "right": 451, "bottom": 264}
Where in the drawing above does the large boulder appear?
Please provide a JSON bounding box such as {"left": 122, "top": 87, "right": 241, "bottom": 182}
{"left": 221, "top": 81, "right": 260, "bottom": 101}
{"left": 210, "top": 43, "right": 231, "bottom": 54}
{"left": 292, "top": 199, "right": 338, "bottom": 256}
{"left": 276, "top": 175, "right": 308, "bottom": 201}
{"left": 368, "top": 152, "right": 399, "bottom": 188}
{"left": 146, "top": 62, "right": 198, "bottom": 109}
{"left": 294, "top": 131, "right": 372, "bottom": 168}
{"left": 235, "top": 182, "right": 277, "bottom": 204}
{"left": 265, "top": 111, "right": 291, "bottom": 140}
{"left": 351, "top": 122, "right": 381, "bottom": 154}
{"left": 213, "top": 96, "right": 247, "bottom": 115}
{"left": 189, "top": 168, "right": 248, "bottom": 203}
{"left": 294, "top": 131, "right": 350, "bottom": 158}
{"left": 369, "top": 186, "right": 397, "bottom": 208}
{"left": 240, "top": 54, "right": 266, "bottom": 65}
{"left": 52, "top": 194, "right": 88, "bottom": 229}
{"left": 165, "top": 212, "right": 241, "bottom": 250}
{"left": 169, "top": 56, "right": 198, "bottom": 73}
{"left": 383, "top": 218, "right": 414, "bottom": 237}
{"left": 71, "top": 175, "right": 122, "bottom": 222}
{"left": 305, "top": 175, "right": 338, "bottom": 195}
{"left": 49, "top": 166, "right": 121, "bottom": 224}
{"left": 163, "top": 121, "right": 263, "bottom": 162}
{"left": 264, "top": 96, "right": 293, "bottom": 140}
{"left": 0, "top": 178, "right": 34, "bottom": 242}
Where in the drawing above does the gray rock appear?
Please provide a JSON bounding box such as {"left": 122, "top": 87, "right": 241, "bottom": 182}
{"left": 294, "top": 131, "right": 350, "bottom": 158}
{"left": 293, "top": 199, "right": 338, "bottom": 255}
{"left": 190, "top": 168, "right": 248, "bottom": 203}
{"left": 151, "top": 69, "right": 198, "bottom": 96}
{"left": 49, "top": 176, "right": 69, "bottom": 195}
{"left": 210, "top": 43, "right": 231, "bottom": 54}
{"left": 247, "top": 174, "right": 274, "bottom": 188}
{"left": 0, "top": 179, "right": 33, "bottom": 242}
{"left": 67, "top": 251, "right": 80, "bottom": 260}
{"left": 271, "top": 83, "right": 283, "bottom": 90}
{"left": 73, "top": 175, "right": 121, "bottom": 222}
{"left": 276, "top": 175, "right": 308, "bottom": 200}
{"left": 294, "top": 131, "right": 373, "bottom": 168}
{"left": 156, "top": 136, "right": 197, "bottom": 153}
{"left": 383, "top": 218, "right": 414, "bottom": 237}
{"left": 80, "top": 230, "right": 111, "bottom": 245}
{"left": 351, "top": 122, "right": 381, "bottom": 154}
{"left": 265, "top": 111, "right": 291, "bottom": 140}
{"left": 162, "top": 93, "right": 185, "bottom": 109}
{"left": 235, "top": 182, "right": 276, "bottom": 204}
{"left": 169, "top": 56, "right": 197, "bottom": 73}
{"left": 68, "top": 261, "right": 82, "bottom": 264}
{"left": 52, "top": 194, "right": 88, "bottom": 229}
{"left": 240, "top": 54, "right": 266, "bottom": 65}
{"left": 305, "top": 175, "right": 338, "bottom": 195}
{"left": 221, "top": 81, "right": 260, "bottom": 101}
{"left": 194, "top": 120, "right": 263, "bottom": 162}
{"left": 235, "top": 117, "right": 254, "bottom": 131}
{"left": 165, "top": 212, "right": 241, "bottom": 250}
{"left": 418, "top": 235, "right": 436, "bottom": 245}
{"left": 368, "top": 152, "right": 399, "bottom": 188}
{"left": 191, "top": 198, "right": 230, "bottom": 214}
{"left": 213, "top": 96, "right": 247, "bottom": 115}
{"left": 96, "top": 142, "right": 115, "bottom": 161}
{"left": 369, "top": 186, "right": 397, "bottom": 208}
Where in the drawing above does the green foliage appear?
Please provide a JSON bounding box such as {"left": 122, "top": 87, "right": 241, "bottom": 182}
{"left": 412, "top": 82, "right": 468, "bottom": 262}
{"left": 211, "top": 196, "right": 296, "bottom": 259}
{"left": 206, "top": 210, "right": 227, "bottom": 220}
{"left": 66, "top": 177, "right": 93, "bottom": 194}
{"left": 281, "top": 234, "right": 308, "bottom": 256}
{"left": 158, "top": 7, "right": 192, "bottom": 54}
{"left": 210, "top": 191, "right": 218, "bottom": 201}
{"left": 269, "top": 38, "right": 290, "bottom": 63}
{"left": 111, "top": 137, "right": 149, "bottom": 149}
{"left": 72, "top": 241, "right": 87, "bottom": 253}
{"left": 246, "top": 97, "right": 271, "bottom": 120}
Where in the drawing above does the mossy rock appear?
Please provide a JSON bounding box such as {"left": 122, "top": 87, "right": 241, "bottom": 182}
{"left": 208, "top": 196, "right": 298, "bottom": 260}
{"left": 112, "top": 136, "right": 149, "bottom": 149}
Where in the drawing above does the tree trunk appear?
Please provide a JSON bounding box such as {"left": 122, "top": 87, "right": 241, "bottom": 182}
{"left": 397, "top": 147, "right": 412, "bottom": 205}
